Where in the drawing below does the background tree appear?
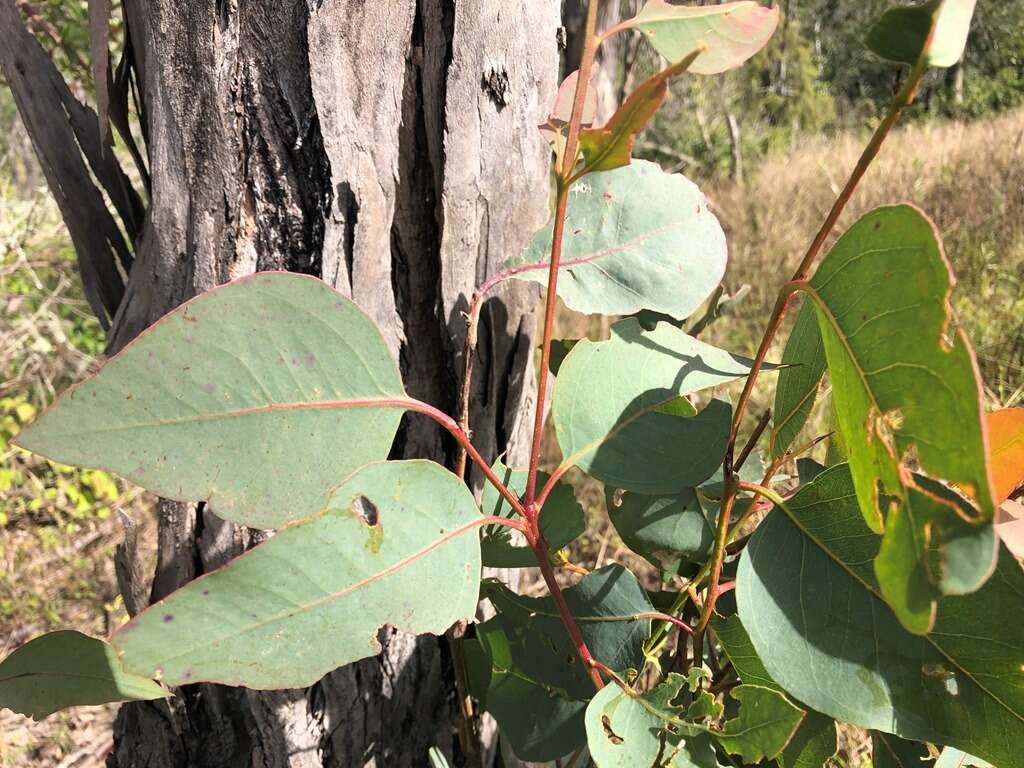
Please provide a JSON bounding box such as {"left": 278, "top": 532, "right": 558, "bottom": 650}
{"left": 0, "top": 1, "right": 559, "bottom": 765}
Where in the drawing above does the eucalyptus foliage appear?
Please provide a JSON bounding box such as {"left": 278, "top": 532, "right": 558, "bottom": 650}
{"left": 4, "top": 2, "right": 1021, "bottom": 767}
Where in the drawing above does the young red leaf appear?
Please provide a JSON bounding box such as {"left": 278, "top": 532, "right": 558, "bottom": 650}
{"left": 539, "top": 69, "right": 599, "bottom": 152}
{"left": 987, "top": 408, "right": 1024, "bottom": 504}
{"left": 578, "top": 49, "right": 702, "bottom": 174}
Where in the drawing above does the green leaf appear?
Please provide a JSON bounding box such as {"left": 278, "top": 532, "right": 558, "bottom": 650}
{"left": 482, "top": 565, "right": 653, "bottom": 700}
{"left": 480, "top": 459, "right": 583, "bottom": 568}
{"left": 770, "top": 299, "right": 826, "bottom": 459}
{"left": 475, "top": 565, "right": 654, "bottom": 761}
{"left": 606, "top": 487, "right": 715, "bottom": 575}
{"left": 872, "top": 732, "right": 935, "bottom": 768}
{"left": 13, "top": 273, "right": 406, "bottom": 528}
{"left": 584, "top": 679, "right": 800, "bottom": 767}
{"left": 711, "top": 615, "right": 777, "bottom": 690}
{"left": 505, "top": 162, "right": 727, "bottom": 320}
{"left": 112, "top": 460, "right": 482, "bottom": 689}
{"left": 716, "top": 685, "right": 805, "bottom": 764}
{"left": 866, "top": 0, "right": 977, "bottom": 68}
{"left": 796, "top": 457, "right": 826, "bottom": 485}
{"left": 776, "top": 711, "right": 839, "bottom": 768}
{"left": 736, "top": 463, "right": 1024, "bottom": 767}
{"left": 625, "top": 1, "right": 780, "bottom": 74}
{"left": 578, "top": 53, "right": 700, "bottom": 174}
{"left": 713, "top": 616, "right": 837, "bottom": 768}
{"left": 872, "top": 475, "right": 997, "bottom": 632}
{"left": 803, "top": 205, "right": 994, "bottom": 629}
{"left": 687, "top": 690, "right": 725, "bottom": 722}
{"left": 549, "top": 338, "right": 579, "bottom": 376}
{"left": 0, "top": 631, "right": 166, "bottom": 719}
{"left": 553, "top": 318, "right": 764, "bottom": 494}
{"left": 584, "top": 674, "right": 722, "bottom": 768}
{"left": 466, "top": 618, "right": 589, "bottom": 762}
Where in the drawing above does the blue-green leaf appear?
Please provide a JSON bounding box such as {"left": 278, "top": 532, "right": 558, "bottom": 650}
{"left": 0, "top": 632, "right": 166, "bottom": 719}
{"left": 736, "top": 464, "right": 1023, "bottom": 767}
{"left": 113, "top": 461, "right": 482, "bottom": 689}
{"left": 505, "top": 162, "right": 726, "bottom": 320}
{"left": 14, "top": 273, "right": 406, "bottom": 528}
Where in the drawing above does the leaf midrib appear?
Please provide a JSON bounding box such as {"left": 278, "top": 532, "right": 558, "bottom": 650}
{"left": 28, "top": 396, "right": 413, "bottom": 440}
{"left": 512, "top": 221, "right": 687, "bottom": 281}
{"left": 116, "top": 515, "right": 482, "bottom": 676}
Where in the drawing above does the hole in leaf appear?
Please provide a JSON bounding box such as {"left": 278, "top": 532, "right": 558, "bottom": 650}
{"left": 352, "top": 496, "right": 379, "bottom": 526}
{"left": 923, "top": 663, "right": 959, "bottom": 695}
{"left": 601, "top": 714, "right": 624, "bottom": 744}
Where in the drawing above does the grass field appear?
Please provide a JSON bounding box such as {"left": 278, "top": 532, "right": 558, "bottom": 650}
{"left": 713, "top": 108, "right": 1024, "bottom": 405}
{"left": 2, "top": 108, "right": 1022, "bottom": 765}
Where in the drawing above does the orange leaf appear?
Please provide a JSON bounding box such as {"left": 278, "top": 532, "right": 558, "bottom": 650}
{"left": 988, "top": 408, "right": 1024, "bottom": 504}
{"left": 996, "top": 499, "right": 1024, "bottom": 561}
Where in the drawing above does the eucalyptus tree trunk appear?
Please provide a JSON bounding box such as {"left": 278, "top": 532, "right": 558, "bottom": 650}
{"left": 0, "top": 1, "right": 559, "bottom": 765}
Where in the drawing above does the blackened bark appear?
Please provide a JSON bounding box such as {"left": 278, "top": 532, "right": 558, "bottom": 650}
{"left": 1, "top": 0, "right": 559, "bottom": 765}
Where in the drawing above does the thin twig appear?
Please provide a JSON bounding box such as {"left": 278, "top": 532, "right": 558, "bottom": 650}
{"left": 692, "top": 474, "right": 737, "bottom": 661}
{"left": 692, "top": 52, "right": 934, "bottom": 671}
{"left": 524, "top": 0, "right": 601, "bottom": 508}
{"left": 734, "top": 408, "right": 771, "bottom": 472}
{"left": 522, "top": 0, "right": 607, "bottom": 693}
{"left": 727, "top": 55, "right": 930, "bottom": 449}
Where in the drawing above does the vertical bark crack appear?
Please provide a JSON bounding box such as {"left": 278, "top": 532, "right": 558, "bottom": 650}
{"left": 237, "top": 4, "right": 332, "bottom": 276}
{"left": 389, "top": 0, "right": 457, "bottom": 462}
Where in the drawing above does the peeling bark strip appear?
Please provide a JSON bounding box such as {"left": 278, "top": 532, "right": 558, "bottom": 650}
{"left": 3, "top": 0, "right": 558, "bottom": 765}
{"left": 0, "top": 0, "right": 139, "bottom": 328}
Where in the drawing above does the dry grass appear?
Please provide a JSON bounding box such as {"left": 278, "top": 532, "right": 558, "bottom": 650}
{"left": 0, "top": 175, "right": 154, "bottom": 767}
{"left": 709, "top": 108, "right": 1024, "bottom": 406}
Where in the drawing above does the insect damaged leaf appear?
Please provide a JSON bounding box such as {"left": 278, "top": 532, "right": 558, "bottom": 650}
{"left": 802, "top": 205, "right": 995, "bottom": 631}
{"left": 112, "top": 461, "right": 482, "bottom": 690}
{"left": 736, "top": 463, "right": 1024, "bottom": 767}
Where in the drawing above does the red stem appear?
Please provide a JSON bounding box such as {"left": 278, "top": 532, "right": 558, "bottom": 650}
{"left": 692, "top": 475, "right": 737, "bottom": 661}
{"left": 524, "top": 2, "right": 600, "bottom": 507}
{"left": 524, "top": 185, "right": 571, "bottom": 507}
{"left": 315, "top": 396, "right": 525, "bottom": 517}
{"left": 516, "top": 4, "right": 608, "bottom": 694}
{"left": 695, "top": 61, "right": 933, "bottom": 669}
{"left": 531, "top": 535, "right": 605, "bottom": 690}
{"left": 641, "top": 611, "right": 693, "bottom": 635}
{"left": 476, "top": 515, "right": 527, "bottom": 533}
{"left": 536, "top": 460, "right": 572, "bottom": 509}
{"left": 728, "top": 56, "right": 929, "bottom": 449}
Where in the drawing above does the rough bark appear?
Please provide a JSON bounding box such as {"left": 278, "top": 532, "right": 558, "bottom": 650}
{"left": 1, "top": 0, "right": 559, "bottom": 765}
{"left": 0, "top": 1, "right": 141, "bottom": 328}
